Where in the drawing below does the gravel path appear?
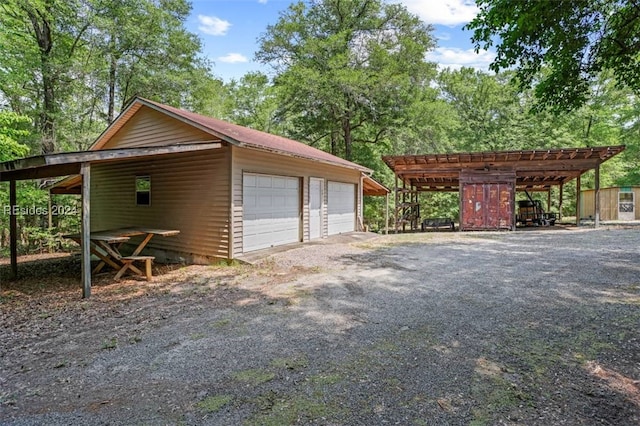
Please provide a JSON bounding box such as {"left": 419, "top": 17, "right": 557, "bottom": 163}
{"left": 1, "top": 227, "right": 639, "bottom": 425}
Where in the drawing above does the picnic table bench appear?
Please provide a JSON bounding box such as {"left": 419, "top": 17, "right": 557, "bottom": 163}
{"left": 65, "top": 227, "right": 179, "bottom": 281}
{"left": 421, "top": 218, "right": 455, "bottom": 231}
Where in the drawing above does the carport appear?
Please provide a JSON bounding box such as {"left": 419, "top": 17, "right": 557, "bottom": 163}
{"left": 0, "top": 143, "right": 221, "bottom": 298}
{"left": 382, "top": 145, "right": 625, "bottom": 232}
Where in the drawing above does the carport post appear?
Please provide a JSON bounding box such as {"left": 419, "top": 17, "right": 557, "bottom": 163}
{"left": 559, "top": 183, "right": 564, "bottom": 221}
{"left": 81, "top": 163, "right": 91, "bottom": 298}
{"left": 9, "top": 179, "right": 17, "bottom": 280}
{"left": 594, "top": 164, "right": 600, "bottom": 228}
{"left": 576, "top": 175, "right": 581, "bottom": 226}
{"left": 394, "top": 175, "right": 399, "bottom": 233}
{"left": 385, "top": 192, "right": 389, "bottom": 235}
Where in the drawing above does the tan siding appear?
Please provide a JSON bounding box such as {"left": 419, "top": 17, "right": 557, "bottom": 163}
{"left": 101, "top": 106, "right": 219, "bottom": 149}
{"left": 581, "top": 187, "right": 640, "bottom": 221}
{"left": 581, "top": 190, "right": 595, "bottom": 218}
{"left": 90, "top": 148, "right": 230, "bottom": 262}
{"left": 231, "top": 146, "right": 361, "bottom": 255}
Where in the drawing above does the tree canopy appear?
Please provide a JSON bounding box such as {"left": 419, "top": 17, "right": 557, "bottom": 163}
{"left": 256, "top": 0, "right": 436, "bottom": 161}
{"left": 466, "top": 0, "right": 640, "bottom": 111}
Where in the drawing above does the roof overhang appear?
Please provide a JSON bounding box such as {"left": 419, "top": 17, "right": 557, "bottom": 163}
{"left": 382, "top": 146, "right": 626, "bottom": 192}
{"left": 363, "top": 175, "right": 390, "bottom": 196}
{"left": 0, "top": 143, "right": 221, "bottom": 182}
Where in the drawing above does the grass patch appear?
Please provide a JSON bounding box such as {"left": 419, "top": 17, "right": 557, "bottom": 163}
{"left": 196, "top": 394, "right": 232, "bottom": 413}
{"left": 190, "top": 332, "right": 207, "bottom": 340}
{"left": 101, "top": 337, "right": 118, "bottom": 350}
{"left": 470, "top": 373, "right": 530, "bottom": 424}
{"left": 245, "top": 395, "right": 337, "bottom": 426}
{"left": 270, "top": 354, "right": 309, "bottom": 371}
{"left": 308, "top": 373, "right": 343, "bottom": 386}
{"left": 232, "top": 368, "right": 275, "bottom": 385}
{"left": 210, "top": 318, "right": 231, "bottom": 329}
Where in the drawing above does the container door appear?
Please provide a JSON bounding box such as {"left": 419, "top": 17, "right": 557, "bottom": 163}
{"left": 462, "top": 183, "right": 485, "bottom": 230}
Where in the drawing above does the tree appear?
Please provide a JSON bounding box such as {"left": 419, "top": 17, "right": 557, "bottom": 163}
{"left": 0, "top": 0, "right": 90, "bottom": 153}
{"left": 89, "top": 0, "right": 206, "bottom": 122}
{"left": 0, "top": 0, "right": 216, "bottom": 153}
{"left": 466, "top": 0, "right": 640, "bottom": 111}
{"left": 225, "top": 72, "right": 281, "bottom": 133}
{"left": 438, "top": 68, "right": 536, "bottom": 151}
{"left": 256, "top": 0, "right": 436, "bottom": 162}
{"left": 0, "top": 111, "right": 30, "bottom": 161}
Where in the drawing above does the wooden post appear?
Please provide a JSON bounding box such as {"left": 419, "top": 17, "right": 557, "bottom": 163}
{"left": 394, "top": 175, "right": 399, "bottom": 234}
{"left": 594, "top": 165, "right": 600, "bottom": 228}
{"left": 576, "top": 175, "right": 581, "bottom": 227}
{"left": 559, "top": 183, "right": 564, "bottom": 221}
{"left": 81, "top": 163, "right": 91, "bottom": 298}
{"left": 385, "top": 192, "right": 389, "bottom": 235}
{"left": 9, "top": 180, "right": 17, "bottom": 280}
{"left": 48, "top": 192, "right": 53, "bottom": 231}
{"left": 400, "top": 179, "right": 407, "bottom": 232}
{"left": 547, "top": 189, "right": 552, "bottom": 213}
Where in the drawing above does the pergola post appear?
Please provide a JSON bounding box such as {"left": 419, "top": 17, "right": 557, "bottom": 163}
{"left": 385, "top": 192, "right": 389, "bottom": 235}
{"left": 81, "top": 163, "right": 91, "bottom": 298}
{"left": 547, "top": 190, "right": 552, "bottom": 213}
{"left": 9, "top": 180, "right": 17, "bottom": 280}
{"left": 559, "top": 183, "right": 564, "bottom": 221}
{"left": 594, "top": 164, "right": 600, "bottom": 228}
{"left": 576, "top": 175, "right": 581, "bottom": 226}
{"left": 394, "top": 175, "right": 399, "bottom": 233}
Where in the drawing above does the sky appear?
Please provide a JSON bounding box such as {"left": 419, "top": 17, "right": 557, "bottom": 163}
{"left": 186, "top": 0, "right": 494, "bottom": 82}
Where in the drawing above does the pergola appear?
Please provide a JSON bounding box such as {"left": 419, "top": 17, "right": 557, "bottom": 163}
{"left": 382, "top": 145, "right": 626, "bottom": 231}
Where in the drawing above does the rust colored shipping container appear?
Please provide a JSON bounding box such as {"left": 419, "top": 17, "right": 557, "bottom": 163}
{"left": 460, "top": 171, "right": 515, "bottom": 231}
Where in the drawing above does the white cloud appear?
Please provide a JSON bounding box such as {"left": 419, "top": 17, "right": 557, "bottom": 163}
{"left": 258, "top": 0, "right": 267, "bottom": 3}
{"left": 218, "top": 53, "right": 249, "bottom": 63}
{"left": 425, "top": 47, "right": 495, "bottom": 71}
{"left": 198, "top": 15, "right": 231, "bottom": 36}
{"left": 398, "top": 0, "right": 479, "bottom": 26}
{"left": 436, "top": 32, "right": 451, "bottom": 41}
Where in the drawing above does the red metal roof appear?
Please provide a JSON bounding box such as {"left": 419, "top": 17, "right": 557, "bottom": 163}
{"left": 138, "top": 98, "right": 370, "bottom": 172}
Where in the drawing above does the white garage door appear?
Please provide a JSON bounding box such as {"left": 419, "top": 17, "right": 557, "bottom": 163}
{"left": 243, "top": 173, "right": 300, "bottom": 252}
{"left": 328, "top": 181, "right": 356, "bottom": 235}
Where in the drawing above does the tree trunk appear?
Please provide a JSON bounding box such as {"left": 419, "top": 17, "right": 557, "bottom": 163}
{"left": 25, "top": 1, "right": 56, "bottom": 154}
{"left": 108, "top": 54, "right": 117, "bottom": 123}
{"left": 342, "top": 116, "right": 352, "bottom": 161}
{"left": 330, "top": 130, "right": 337, "bottom": 156}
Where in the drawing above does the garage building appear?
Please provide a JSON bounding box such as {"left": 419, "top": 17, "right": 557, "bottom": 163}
{"left": 2, "top": 97, "right": 383, "bottom": 265}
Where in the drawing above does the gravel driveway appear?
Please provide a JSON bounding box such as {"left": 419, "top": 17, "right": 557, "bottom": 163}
{"left": 1, "top": 227, "right": 639, "bottom": 425}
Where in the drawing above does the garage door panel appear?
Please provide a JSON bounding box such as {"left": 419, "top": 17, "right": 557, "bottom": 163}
{"left": 328, "top": 181, "right": 355, "bottom": 235}
{"left": 243, "top": 173, "right": 300, "bottom": 252}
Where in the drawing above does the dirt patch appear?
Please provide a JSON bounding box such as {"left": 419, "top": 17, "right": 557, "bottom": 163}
{"left": 1, "top": 229, "right": 639, "bottom": 425}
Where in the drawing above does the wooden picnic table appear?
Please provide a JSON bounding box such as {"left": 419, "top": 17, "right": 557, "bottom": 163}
{"left": 65, "top": 227, "right": 180, "bottom": 280}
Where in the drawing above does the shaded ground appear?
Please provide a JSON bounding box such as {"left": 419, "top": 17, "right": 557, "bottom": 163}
{"left": 1, "top": 228, "right": 639, "bottom": 425}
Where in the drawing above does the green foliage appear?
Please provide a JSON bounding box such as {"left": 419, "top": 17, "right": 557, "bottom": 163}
{"left": 256, "top": 0, "right": 437, "bottom": 163}
{"left": 467, "top": 0, "right": 640, "bottom": 112}
{"left": 0, "top": 0, "right": 220, "bottom": 153}
{"left": 0, "top": 111, "right": 30, "bottom": 161}
{"left": 225, "top": 72, "right": 282, "bottom": 133}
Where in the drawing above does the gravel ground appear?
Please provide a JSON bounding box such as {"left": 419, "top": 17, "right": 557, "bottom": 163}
{"left": 1, "top": 227, "right": 639, "bottom": 425}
